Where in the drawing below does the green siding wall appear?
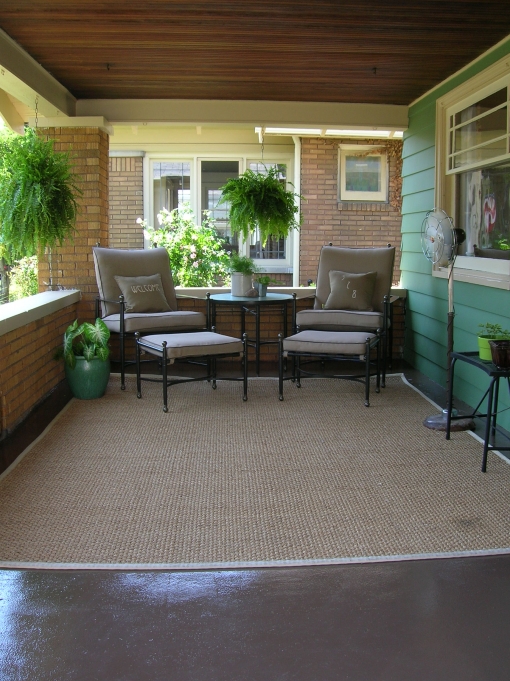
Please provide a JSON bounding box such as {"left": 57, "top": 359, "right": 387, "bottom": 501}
{"left": 401, "top": 37, "right": 510, "bottom": 429}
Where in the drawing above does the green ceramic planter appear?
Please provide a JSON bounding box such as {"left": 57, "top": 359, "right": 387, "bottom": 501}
{"left": 65, "top": 357, "right": 111, "bottom": 399}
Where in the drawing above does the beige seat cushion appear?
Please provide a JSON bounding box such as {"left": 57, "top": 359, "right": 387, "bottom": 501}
{"left": 102, "top": 310, "right": 206, "bottom": 334}
{"left": 283, "top": 330, "right": 377, "bottom": 356}
{"left": 140, "top": 331, "right": 244, "bottom": 360}
{"left": 296, "top": 308, "right": 383, "bottom": 331}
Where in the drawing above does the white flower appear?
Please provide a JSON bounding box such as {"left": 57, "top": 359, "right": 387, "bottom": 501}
{"left": 190, "top": 253, "right": 196, "bottom": 259}
{"left": 193, "top": 261, "right": 199, "bottom": 268}
{"left": 136, "top": 217, "right": 143, "bottom": 224}
{"left": 157, "top": 213, "right": 163, "bottom": 225}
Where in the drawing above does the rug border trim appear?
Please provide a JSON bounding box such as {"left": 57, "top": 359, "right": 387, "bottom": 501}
{"left": 2, "top": 547, "right": 510, "bottom": 571}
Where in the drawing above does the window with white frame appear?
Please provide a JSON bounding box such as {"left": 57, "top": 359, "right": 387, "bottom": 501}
{"left": 338, "top": 145, "right": 388, "bottom": 202}
{"left": 436, "top": 60, "right": 510, "bottom": 288}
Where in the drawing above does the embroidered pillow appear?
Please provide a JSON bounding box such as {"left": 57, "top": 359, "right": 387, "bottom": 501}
{"left": 114, "top": 274, "right": 172, "bottom": 313}
{"left": 324, "top": 270, "right": 377, "bottom": 311}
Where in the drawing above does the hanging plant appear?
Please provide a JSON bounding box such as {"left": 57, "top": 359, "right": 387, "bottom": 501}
{"left": 0, "top": 127, "right": 82, "bottom": 260}
{"left": 217, "top": 165, "right": 301, "bottom": 246}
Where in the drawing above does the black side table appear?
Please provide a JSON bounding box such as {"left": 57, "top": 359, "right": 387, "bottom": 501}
{"left": 207, "top": 292, "right": 296, "bottom": 376}
{"left": 446, "top": 351, "right": 510, "bottom": 472}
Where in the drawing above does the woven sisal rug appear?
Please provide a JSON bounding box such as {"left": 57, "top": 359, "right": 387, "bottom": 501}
{"left": 0, "top": 375, "right": 509, "bottom": 569}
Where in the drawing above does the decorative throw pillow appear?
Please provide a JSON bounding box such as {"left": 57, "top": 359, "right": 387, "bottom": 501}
{"left": 114, "top": 274, "right": 172, "bottom": 313}
{"left": 324, "top": 270, "right": 377, "bottom": 311}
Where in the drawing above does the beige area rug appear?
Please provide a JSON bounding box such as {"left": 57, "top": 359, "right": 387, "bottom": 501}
{"left": 0, "top": 375, "right": 509, "bottom": 570}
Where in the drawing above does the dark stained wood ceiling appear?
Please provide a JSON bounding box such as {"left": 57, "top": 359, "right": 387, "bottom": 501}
{"left": 1, "top": 1, "right": 510, "bottom": 105}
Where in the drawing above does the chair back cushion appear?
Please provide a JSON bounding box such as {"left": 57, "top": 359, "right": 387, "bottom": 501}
{"left": 93, "top": 247, "right": 178, "bottom": 316}
{"left": 314, "top": 245, "right": 395, "bottom": 312}
{"left": 114, "top": 274, "right": 172, "bottom": 313}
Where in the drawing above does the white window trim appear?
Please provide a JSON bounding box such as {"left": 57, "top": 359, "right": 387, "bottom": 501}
{"left": 434, "top": 53, "right": 510, "bottom": 290}
{"left": 338, "top": 144, "right": 388, "bottom": 203}
{"left": 144, "top": 152, "right": 296, "bottom": 273}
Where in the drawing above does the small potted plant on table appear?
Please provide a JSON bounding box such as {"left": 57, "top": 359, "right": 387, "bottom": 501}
{"left": 253, "top": 274, "right": 279, "bottom": 297}
{"left": 229, "top": 253, "right": 259, "bottom": 297}
{"left": 478, "top": 322, "right": 510, "bottom": 367}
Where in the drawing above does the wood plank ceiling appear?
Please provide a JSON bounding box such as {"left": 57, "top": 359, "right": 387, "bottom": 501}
{"left": 1, "top": 1, "right": 510, "bottom": 106}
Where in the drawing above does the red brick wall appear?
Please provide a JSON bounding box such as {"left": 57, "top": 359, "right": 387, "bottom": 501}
{"left": 37, "top": 127, "right": 110, "bottom": 322}
{"left": 300, "top": 138, "right": 402, "bottom": 286}
{"left": 109, "top": 156, "right": 144, "bottom": 248}
{"left": 0, "top": 302, "right": 79, "bottom": 434}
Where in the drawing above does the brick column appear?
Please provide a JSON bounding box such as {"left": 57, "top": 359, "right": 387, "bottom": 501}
{"left": 37, "top": 126, "right": 109, "bottom": 321}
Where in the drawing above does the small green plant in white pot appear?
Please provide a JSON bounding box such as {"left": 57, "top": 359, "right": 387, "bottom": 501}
{"left": 60, "top": 318, "right": 111, "bottom": 399}
{"left": 477, "top": 323, "right": 510, "bottom": 361}
{"left": 229, "top": 253, "right": 259, "bottom": 297}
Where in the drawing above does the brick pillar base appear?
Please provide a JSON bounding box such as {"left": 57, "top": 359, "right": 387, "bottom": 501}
{"left": 37, "top": 127, "right": 109, "bottom": 321}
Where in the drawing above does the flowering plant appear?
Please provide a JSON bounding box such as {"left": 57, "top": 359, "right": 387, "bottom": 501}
{"left": 139, "top": 203, "right": 231, "bottom": 287}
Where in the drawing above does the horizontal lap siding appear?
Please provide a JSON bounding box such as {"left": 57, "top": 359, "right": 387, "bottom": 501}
{"left": 401, "top": 39, "right": 510, "bottom": 428}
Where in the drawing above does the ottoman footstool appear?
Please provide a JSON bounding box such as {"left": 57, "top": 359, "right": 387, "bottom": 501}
{"left": 136, "top": 331, "right": 248, "bottom": 412}
{"left": 278, "top": 330, "right": 381, "bottom": 407}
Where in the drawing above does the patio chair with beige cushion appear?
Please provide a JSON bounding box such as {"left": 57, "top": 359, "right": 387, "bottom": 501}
{"left": 295, "top": 244, "right": 395, "bottom": 385}
{"left": 93, "top": 247, "right": 206, "bottom": 389}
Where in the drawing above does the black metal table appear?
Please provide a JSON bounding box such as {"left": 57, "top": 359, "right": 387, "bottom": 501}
{"left": 446, "top": 351, "right": 510, "bottom": 472}
{"left": 207, "top": 292, "right": 295, "bottom": 376}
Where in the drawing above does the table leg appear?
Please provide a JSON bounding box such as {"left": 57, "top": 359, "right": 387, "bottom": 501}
{"left": 255, "top": 305, "right": 261, "bottom": 376}
{"left": 482, "top": 377, "right": 497, "bottom": 472}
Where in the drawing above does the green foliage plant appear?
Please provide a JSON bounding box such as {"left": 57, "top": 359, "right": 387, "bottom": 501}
{"left": 228, "top": 253, "right": 259, "bottom": 276}
{"left": 8, "top": 255, "right": 38, "bottom": 301}
{"left": 478, "top": 322, "right": 510, "bottom": 339}
{"left": 255, "top": 274, "right": 279, "bottom": 285}
{"left": 61, "top": 318, "right": 110, "bottom": 369}
{"left": 141, "top": 203, "right": 231, "bottom": 287}
{"left": 217, "top": 165, "right": 301, "bottom": 246}
{"left": 0, "top": 127, "right": 81, "bottom": 260}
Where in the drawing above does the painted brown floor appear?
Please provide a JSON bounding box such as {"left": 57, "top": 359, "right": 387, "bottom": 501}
{"left": 1, "top": 362, "right": 510, "bottom": 680}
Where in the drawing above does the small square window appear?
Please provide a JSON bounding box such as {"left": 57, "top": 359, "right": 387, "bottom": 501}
{"left": 339, "top": 145, "right": 388, "bottom": 202}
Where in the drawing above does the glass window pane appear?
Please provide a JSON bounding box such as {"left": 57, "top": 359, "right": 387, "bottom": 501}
{"left": 453, "top": 138, "right": 507, "bottom": 168}
{"left": 153, "top": 162, "right": 190, "bottom": 225}
{"left": 454, "top": 107, "right": 507, "bottom": 153}
{"left": 200, "top": 160, "right": 239, "bottom": 249}
{"left": 457, "top": 162, "right": 510, "bottom": 256}
{"left": 454, "top": 88, "right": 507, "bottom": 125}
{"left": 345, "top": 155, "right": 381, "bottom": 192}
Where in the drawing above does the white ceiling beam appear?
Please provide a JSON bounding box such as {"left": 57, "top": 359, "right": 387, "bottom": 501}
{"left": 0, "top": 28, "right": 76, "bottom": 117}
{"left": 0, "top": 88, "right": 24, "bottom": 133}
{"left": 76, "top": 99, "right": 408, "bottom": 129}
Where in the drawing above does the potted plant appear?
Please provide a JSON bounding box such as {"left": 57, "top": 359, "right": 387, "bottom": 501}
{"left": 229, "top": 253, "right": 259, "bottom": 297}
{"left": 477, "top": 322, "right": 510, "bottom": 362}
{"left": 218, "top": 165, "right": 301, "bottom": 247}
{"left": 59, "top": 318, "right": 111, "bottom": 399}
{"left": 254, "top": 274, "right": 279, "bottom": 297}
{"left": 0, "top": 127, "right": 81, "bottom": 288}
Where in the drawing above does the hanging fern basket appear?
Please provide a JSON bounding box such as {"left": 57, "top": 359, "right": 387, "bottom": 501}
{"left": 0, "top": 127, "right": 81, "bottom": 260}
{"left": 218, "top": 166, "right": 301, "bottom": 246}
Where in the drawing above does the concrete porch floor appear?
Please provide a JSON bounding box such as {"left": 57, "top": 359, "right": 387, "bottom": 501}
{"left": 1, "top": 361, "right": 510, "bottom": 680}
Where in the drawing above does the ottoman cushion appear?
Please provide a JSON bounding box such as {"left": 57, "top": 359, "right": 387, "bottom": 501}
{"left": 140, "top": 331, "right": 244, "bottom": 360}
{"left": 283, "top": 330, "right": 377, "bottom": 356}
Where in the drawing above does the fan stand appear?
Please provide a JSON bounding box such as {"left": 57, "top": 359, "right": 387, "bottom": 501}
{"left": 423, "top": 260, "right": 475, "bottom": 432}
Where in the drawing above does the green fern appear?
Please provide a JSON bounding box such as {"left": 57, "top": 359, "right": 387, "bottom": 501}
{"left": 217, "top": 166, "right": 301, "bottom": 246}
{"left": 0, "top": 127, "right": 82, "bottom": 259}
